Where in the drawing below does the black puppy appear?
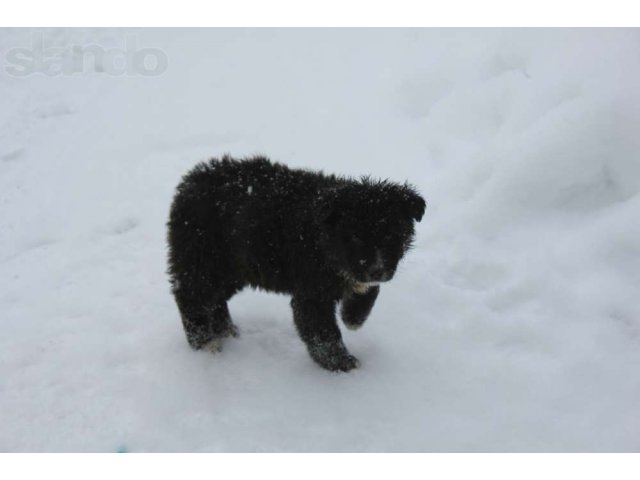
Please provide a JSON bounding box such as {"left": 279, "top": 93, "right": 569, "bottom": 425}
{"left": 167, "top": 155, "right": 425, "bottom": 372}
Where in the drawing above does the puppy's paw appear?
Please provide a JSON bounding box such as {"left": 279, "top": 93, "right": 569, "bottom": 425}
{"left": 308, "top": 340, "right": 360, "bottom": 372}
{"left": 334, "top": 353, "right": 360, "bottom": 372}
{"left": 202, "top": 337, "right": 225, "bottom": 353}
{"left": 341, "top": 284, "right": 379, "bottom": 331}
{"left": 225, "top": 323, "right": 240, "bottom": 338}
{"left": 201, "top": 325, "right": 239, "bottom": 353}
{"left": 343, "top": 319, "right": 363, "bottom": 331}
{"left": 315, "top": 352, "right": 360, "bottom": 372}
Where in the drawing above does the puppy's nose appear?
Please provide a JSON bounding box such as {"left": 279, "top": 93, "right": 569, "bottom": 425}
{"left": 368, "top": 266, "right": 386, "bottom": 281}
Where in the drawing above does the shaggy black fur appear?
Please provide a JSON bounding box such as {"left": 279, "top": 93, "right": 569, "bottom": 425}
{"left": 167, "top": 155, "right": 426, "bottom": 372}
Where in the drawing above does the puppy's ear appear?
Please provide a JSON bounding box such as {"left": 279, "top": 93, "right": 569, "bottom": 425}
{"left": 404, "top": 188, "right": 426, "bottom": 223}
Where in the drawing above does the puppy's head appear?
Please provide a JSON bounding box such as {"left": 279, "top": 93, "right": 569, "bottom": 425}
{"left": 318, "top": 178, "right": 426, "bottom": 284}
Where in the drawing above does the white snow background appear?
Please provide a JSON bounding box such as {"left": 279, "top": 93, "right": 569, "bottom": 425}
{"left": 1, "top": 28, "right": 639, "bottom": 452}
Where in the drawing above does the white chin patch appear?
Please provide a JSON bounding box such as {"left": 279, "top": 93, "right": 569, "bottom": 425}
{"left": 345, "top": 322, "right": 362, "bottom": 331}
{"left": 352, "top": 281, "right": 380, "bottom": 294}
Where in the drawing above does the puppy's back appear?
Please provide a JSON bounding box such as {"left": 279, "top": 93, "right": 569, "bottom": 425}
{"left": 168, "top": 155, "right": 334, "bottom": 293}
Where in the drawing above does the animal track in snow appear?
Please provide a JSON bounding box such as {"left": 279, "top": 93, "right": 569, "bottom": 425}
{"left": 3, "top": 237, "right": 57, "bottom": 264}
{"left": 1, "top": 147, "right": 25, "bottom": 163}
{"left": 110, "top": 217, "right": 140, "bottom": 235}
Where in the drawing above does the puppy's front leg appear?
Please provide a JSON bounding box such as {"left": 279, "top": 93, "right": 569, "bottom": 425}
{"left": 291, "top": 296, "right": 359, "bottom": 372}
{"left": 341, "top": 285, "right": 380, "bottom": 330}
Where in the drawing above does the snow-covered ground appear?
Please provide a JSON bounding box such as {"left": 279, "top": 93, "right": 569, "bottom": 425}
{"left": 1, "top": 28, "right": 639, "bottom": 452}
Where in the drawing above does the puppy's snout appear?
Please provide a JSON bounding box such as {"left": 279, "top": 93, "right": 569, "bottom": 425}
{"left": 365, "top": 248, "right": 388, "bottom": 282}
{"left": 368, "top": 265, "right": 386, "bottom": 281}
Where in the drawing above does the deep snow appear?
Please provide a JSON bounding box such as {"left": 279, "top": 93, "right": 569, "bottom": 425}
{"left": 1, "top": 28, "right": 639, "bottom": 452}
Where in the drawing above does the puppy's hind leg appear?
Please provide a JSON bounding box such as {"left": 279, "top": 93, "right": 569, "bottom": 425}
{"left": 201, "top": 299, "right": 240, "bottom": 353}
{"left": 172, "top": 280, "right": 239, "bottom": 352}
